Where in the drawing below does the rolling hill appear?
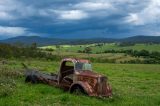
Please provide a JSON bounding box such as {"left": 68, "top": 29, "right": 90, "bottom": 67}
{"left": 0, "top": 35, "right": 160, "bottom": 46}
{"left": 0, "top": 36, "right": 67, "bottom": 46}
{"left": 121, "top": 36, "right": 160, "bottom": 43}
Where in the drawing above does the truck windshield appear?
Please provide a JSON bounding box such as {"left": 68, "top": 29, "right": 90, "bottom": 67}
{"left": 75, "top": 62, "right": 92, "bottom": 71}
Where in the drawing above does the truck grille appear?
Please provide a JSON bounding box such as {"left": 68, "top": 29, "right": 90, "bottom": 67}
{"left": 98, "top": 76, "right": 107, "bottom": 96}
{"left": 77, "top": 76, "right": 97, "bottom": 88}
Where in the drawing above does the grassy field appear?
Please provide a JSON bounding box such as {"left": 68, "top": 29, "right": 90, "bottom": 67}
{"left": 40, "top": 43, "right": 160, "bottom": 53}
{"left": 39, "top": 43, "right": 160, "bottom": 63}
{"left": 50, "top": 52, "right": 141, "bottom": 63}
{"left": 0, "top": 59, "right": 160, "bottom": 106}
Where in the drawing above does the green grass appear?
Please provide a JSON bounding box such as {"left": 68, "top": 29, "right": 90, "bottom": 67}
{"left": 49, "top": 52, "right": 142, "bottom": 63}
{"left": 39, "top": 43, "right": 160, "bottom": 63}
{"left": 39, "top": 46, "right": 57, "bottom": 50}
{"left": 95, "top": 44, "right": 160, "bottom": 52}
{"left": 0, "top": 59, "right": 160, "bottom": 106}
{"left": 41, "top": 43, "right": 160, "bottom": 53}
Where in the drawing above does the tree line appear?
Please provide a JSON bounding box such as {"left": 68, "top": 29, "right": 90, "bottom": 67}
{"left": 1, "top": 43, "right": 160, "bottom": 64}
{"left": 103, "top": 49, "right": 160, "bottom": 64}
{"left": 0, "top": 43, "right": 60, "bottom": 61}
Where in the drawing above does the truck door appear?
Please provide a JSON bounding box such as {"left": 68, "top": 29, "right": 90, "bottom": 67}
{"left": 58, "top": 61, "right": 74, "bottom": 88}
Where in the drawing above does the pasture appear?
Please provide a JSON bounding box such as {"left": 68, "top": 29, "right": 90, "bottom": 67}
{"left": 0, "top": 59, "right": 160, "bottom": 106}
{"left": 40, "top": 43, "right": 160, "bottom": 53}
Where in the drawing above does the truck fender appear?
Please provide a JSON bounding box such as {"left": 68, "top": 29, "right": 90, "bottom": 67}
{"left": 69, "top": 81, "right": 93, "bottom": 95}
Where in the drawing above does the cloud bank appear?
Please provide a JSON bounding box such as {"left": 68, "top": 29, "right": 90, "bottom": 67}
{"left": 0, "top": 0, "right": 159, "bottom": 39}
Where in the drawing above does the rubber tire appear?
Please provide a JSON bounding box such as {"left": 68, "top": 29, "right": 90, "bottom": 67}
{"left": 25, "top": 76, "right": 32, "bottom": 83}
{"left": 25, "top": 75, "right": 38, "bottom": 84}
{"left": 71, "top": 85, "right": 87, "bottom": 95}
{"left": 30, "top": 75, "right": 38, "bottom": 84}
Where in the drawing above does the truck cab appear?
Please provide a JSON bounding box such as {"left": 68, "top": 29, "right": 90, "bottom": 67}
{"left": 58, "top": 58, "right": 92, "bottom": 87}
{"left": 58, "top": 58, "right": 112, "bottom": 97}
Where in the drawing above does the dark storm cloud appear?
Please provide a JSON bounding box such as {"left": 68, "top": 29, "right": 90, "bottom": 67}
{"left": 0, "top": 0, "right": 159, "bottom": 39}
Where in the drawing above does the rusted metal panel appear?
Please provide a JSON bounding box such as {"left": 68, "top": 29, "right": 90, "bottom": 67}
{"left": 76, "top": 70, "right": 102, "bottom": 78}
{"left": 75, "top": 73, "right": 112, "bottom": 97}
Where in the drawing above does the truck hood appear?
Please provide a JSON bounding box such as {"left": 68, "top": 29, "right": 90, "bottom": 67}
{"left": 77, "top": 70, "right": 103, "bottom": 78}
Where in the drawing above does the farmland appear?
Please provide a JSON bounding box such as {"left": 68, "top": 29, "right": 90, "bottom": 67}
{"left": 0, "top": 43, "right": 160, "bottom": 106}
{"left": 0, "top": 59, "right": 160, "bottom": 106}
{"left": 40, "top": 43, "right": 160, "bottom": 64}
{"left": 40, "top": 43, "right": 160, "bottom": 53}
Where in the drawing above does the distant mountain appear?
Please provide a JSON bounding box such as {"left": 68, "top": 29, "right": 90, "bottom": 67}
{"left": 0, "top": 36, "right": 68, "bottom": 46}
{"left": 0, "top": 35, "right": 160, "bottom": 46}
{"left": 0, "top": 36, "right": 117, "bottom": 46}
{"left": 121, "top": 36, "right": 160, "bottom": 43}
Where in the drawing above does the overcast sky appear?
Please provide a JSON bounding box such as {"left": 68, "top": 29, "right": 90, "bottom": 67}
{"left": 0, "top": 0, "right": 160, "bottom": 39}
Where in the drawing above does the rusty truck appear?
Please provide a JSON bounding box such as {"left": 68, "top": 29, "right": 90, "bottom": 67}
{"left": 25, "top": 58, "right": 112, "bottom": 97}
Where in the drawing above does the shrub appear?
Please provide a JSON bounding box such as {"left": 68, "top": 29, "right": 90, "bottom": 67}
{"left": 0, "top": 68, "right": 23, "bottom": 78}
{"left": 0, "top": 77, "right": 16, "bottom": 97}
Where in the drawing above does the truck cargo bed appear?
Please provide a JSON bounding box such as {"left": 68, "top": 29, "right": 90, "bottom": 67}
{"left": 25, "top": 69, "right": 58, "bottom": 81}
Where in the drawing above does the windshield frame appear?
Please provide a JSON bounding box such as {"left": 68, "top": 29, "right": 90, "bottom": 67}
{"left": 74, "top": 62, "right": 92, "bottom": 71}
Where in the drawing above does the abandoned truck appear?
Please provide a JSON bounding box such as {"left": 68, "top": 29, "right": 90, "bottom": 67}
{"left": 25, "top": 58, "right": 112, "bottom": 97}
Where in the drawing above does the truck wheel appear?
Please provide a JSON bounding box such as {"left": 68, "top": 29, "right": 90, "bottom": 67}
{"left": 25, "top": 76, "right": 32, "bottom": 83}
{"left": 25, "top": 75, "right": 38, "bottom": 84}
{"left": 30, "top": 75, "right": 38, "bottom": 84}
{"left": 71, "top": 85, "right": 87, "bottom": 95}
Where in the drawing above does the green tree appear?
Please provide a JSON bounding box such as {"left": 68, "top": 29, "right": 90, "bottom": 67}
{"left": 30, "top": 42, "right": 37, "bottom": 49}
{"left": 84, "top": 47, "right": 92, "bottom": 57}
{"left": 55, "top": 45, "right": 61, "bottom": 57}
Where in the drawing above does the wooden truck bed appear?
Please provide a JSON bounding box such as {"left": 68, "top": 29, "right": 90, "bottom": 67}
{"left": 25, "top": 69, "right": 58, "bottom": 83}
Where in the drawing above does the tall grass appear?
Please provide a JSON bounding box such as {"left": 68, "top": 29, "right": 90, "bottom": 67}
{"left": 0, "top": 59, "right": 160, "bottom": 106}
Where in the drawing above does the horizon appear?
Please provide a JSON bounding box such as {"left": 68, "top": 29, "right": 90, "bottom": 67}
{"left": 1, "top": 35, "right": 160, "bottom": 40}
{"left": 0, "top": 0, "right": 160, "bottom": 39}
